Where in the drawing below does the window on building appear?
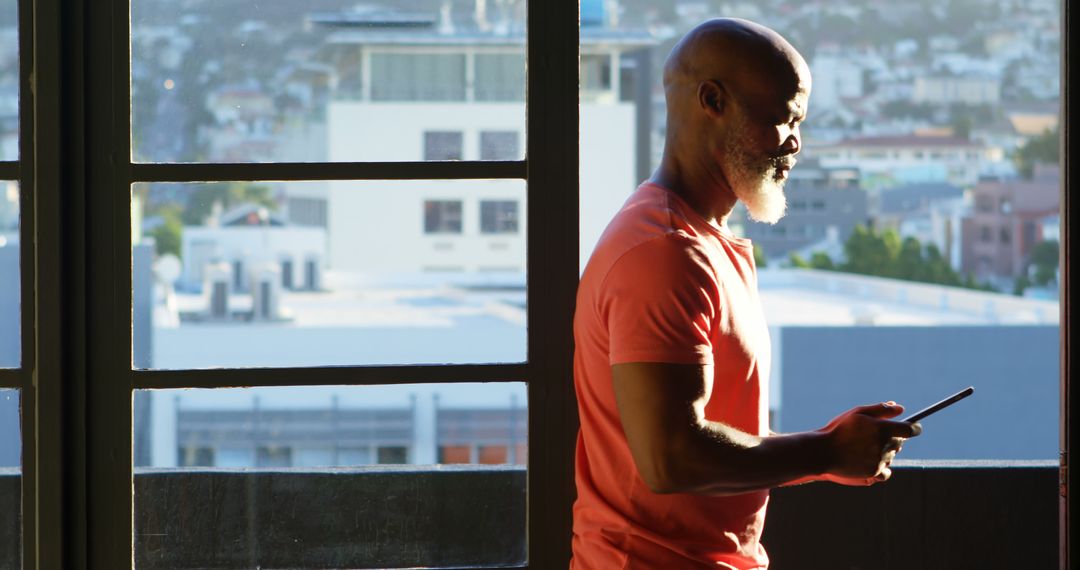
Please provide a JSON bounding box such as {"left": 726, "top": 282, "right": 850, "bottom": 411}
{"left": 377, "top": 446, "right": 408, "bottom": 464}
{"left": 424, "top": 200, "right": 464, "bottom": 234}
{"left": 1001, "top": 227, "right": 1012, "bottom": 244}
{"left": 371, "top": 53, "right": 467, "bottom": 101}
{"left": 475, "top": 53, "right": 527, "bottom": 101}
{"left": 178, "top": 446, "right": 215, "bottom": 467}
{"left": 439, "top": 445, "right": 472, "bottom": 463}
{"left": 424, "top": 131, "right": 464, "bottom": 161}
{"left": 480, "top": 200, "right": 519, "bottom": 234}
{"left": 478, "top": 445, "right": 509, "bottom": 464}
{"left": 980, "top": 226, "right": 994, "bottom": 242}
{"left": 480, "top": 131, "right": 520, "bottom": 161}
{"left": 581, "top": 53, "right": 612, "bottom": 93}
{"left": 256, "top": 446, "right": 292, "bottom": 468}
{"left": 1024, "top": 221, "right": 1038, "bottom": 246}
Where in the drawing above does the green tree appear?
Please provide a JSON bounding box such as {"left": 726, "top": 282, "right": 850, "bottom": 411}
{"left": 788, "top": 252, "right": 810, "bottom": 268}
{"left": 838, "top": 225, "right": 989, "bottom": 291}
{"left": 842, "top": 225, "right": 901, "bottom": 277}
{"left": 149, "top": 205, "right": 183, "bottom": 258}
{"left": 1013, "top": 274, "right": 1032, "bottom": 296}
{"left": 1014, "top": 127, "right": 1060, "bottom": 179}
{"left": 809, "top": 251, "right": 835, "bottom": 270}
{"left": 753, "top": 244, "right": 767, "bottom": 268}
{"left": 895, "top": 237, "right": 925, "bottom": 280}
{"left": 182, "top": 182, "right": 277, "bottom": 226}
{"left": 1028, "top": 240, "right": 1060, "bottom": 286}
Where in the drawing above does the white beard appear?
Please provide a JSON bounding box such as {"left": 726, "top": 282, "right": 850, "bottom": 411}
{"left": 724, "top": 124, "right": 792, "bottom": 225}
{"left": 734, "top": 165, "right": 786, "bottom": 224}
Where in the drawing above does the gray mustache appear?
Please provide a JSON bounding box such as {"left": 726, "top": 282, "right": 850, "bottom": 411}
{"left": 770, "top": 156, "right": 796, "bottom": 170}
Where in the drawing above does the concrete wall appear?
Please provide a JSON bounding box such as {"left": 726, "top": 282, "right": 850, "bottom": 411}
{"left": 777, "top": 325, "right": 1059, "bottom": 459}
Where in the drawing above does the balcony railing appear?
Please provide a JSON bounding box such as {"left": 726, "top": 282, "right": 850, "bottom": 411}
{"left": 0, "top": 461, "right": 1058, "bottom": 569}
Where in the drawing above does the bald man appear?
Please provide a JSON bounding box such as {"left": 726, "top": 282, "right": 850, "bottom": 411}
{"left": 571, "top": 19, "right": 921, "bottom": 569}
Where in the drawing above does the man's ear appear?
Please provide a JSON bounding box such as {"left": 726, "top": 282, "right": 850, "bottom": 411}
{"left": 698, "top": 80, "right": 727, "bottom": 117}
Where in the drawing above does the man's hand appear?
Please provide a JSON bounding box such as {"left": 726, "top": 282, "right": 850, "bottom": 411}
{"left": 819, "top": 402, "right": 922, "bottom": 485}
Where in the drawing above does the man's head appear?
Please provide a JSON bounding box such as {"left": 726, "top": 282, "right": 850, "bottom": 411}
{"left": 662, "top": 18, "right": 810, "bottom": 224}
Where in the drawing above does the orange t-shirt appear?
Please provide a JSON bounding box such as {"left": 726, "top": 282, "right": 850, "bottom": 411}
{"left": 571, "top": 183, "right": 772, "bottom": 569}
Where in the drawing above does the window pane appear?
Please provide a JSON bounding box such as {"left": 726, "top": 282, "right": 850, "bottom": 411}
{"left": 134, "top": 384, "right": 527, "bottom": 568}
{"left": 480, "top": 200, "right": 519, "bottom": 234}
{"left": 132, "top": 180, "right": 526, "bottom": 369}
{"left": 0, "top": 389, "right": 19, "bottom": 569}
{"left": 0, "top": 181, "right": 17, "bottom": 368}
{"left": 475, "top": 53, "right": 526, "bottom": 103}
{"left": 0, "top": 0, "right": 16, "bottom": 162}
{"left": 371, "top": 53, "right": 466, "bottom": 102}
{"left": 479, "top": 131, "right": 520, "bottom": 161}
{"left": 580, "top": 4, "right": 1060, "bottom": 459}
{"left": 130, "top": 2, "right": 526, "bottom": 163}
{"left": 423, "top": 131, "right": 463, "bottom": 161}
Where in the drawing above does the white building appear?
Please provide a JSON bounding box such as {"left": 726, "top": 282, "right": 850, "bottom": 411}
{"left": 812, "top": 134, "right": 1005, "bottom": 189}
{"left": 289, "top": 8, "right": 654, "bottom": 279}
{"left": 179, "top": 204, "right": 327, "bottom": 294}
{"left": 912, "top": 74, "right": 1002, "bottom": 106}
{"left": 810, "top": 51, "right": 865, "bottom": 109}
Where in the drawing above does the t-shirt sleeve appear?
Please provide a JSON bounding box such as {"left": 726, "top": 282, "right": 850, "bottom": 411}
{"left": 600, "top": 234, "right": 720, "bottom": 366}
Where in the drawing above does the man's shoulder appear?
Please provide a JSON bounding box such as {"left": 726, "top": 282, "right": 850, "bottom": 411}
{"left": 591, "top": 186, "right": 706, "bottom": 264}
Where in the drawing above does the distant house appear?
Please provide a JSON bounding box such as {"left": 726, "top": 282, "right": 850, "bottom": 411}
{"left": 961, "top": 164, "right": 1060, "bottom": 281}
{"left": 913, "top": 74, "right": 1001, "bottom": 106}
{"left": 814, "top": 134, "right": 1003, "bottom": 188}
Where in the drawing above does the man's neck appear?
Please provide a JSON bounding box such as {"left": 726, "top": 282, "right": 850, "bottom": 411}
{"left": 649, "top": 158, "right": 739, "bottom": 231}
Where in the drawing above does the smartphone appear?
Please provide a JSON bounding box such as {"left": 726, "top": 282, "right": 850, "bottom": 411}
{"left": 902, "top": 386, "right": 974, "bottom": 423}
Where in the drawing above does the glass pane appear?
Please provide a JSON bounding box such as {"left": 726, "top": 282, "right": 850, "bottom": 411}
{"left": 132, "top": 180, "right": 526, "bottom": 369}
{"left": 0, "top": 389, "right": 20, "bottom": 569}
{"left": 0, "top": 0, "right": 16, "bottom": 161}
{"left": 579, "top": 5, "right": 1060, "bottom": 459}
{"left": 134, "top": 384, "right": 527, "bottom": 568}
{"left": 0, "top": 181, "right": 17, "bottom": 368}
{"left": 130, "top": 1, "right": 526, "bottom": 163}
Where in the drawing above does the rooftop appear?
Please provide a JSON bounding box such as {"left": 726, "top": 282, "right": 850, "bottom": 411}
{"left": 823, "top": 135, "right": 984, "bottom": 148}
{"left": 150, "top": 268, "right": 1058, "bottom": 371}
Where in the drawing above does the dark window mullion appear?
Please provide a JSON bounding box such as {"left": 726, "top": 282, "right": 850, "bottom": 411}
{"left": 525, "top": 0, "right": 579, "bottom": 566}
{"left": 130, "top": 161, "right": 527, "bottom": 183}
{"left": 84, "top": 0, "right": 135, "bottom": 567}
{"left": 0, "top": 369, "right": 19, "bottom": 388}
{"left": 17, "top": 0, "right": 36, "bottom": 565}
{"left": 0, "top": 162, "right": 17, "bottom": 179}
{"left": 133, "top": 363, "right": 530, "bottom": 391}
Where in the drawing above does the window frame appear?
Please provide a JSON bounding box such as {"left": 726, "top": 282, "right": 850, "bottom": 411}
{"left": 17, "top": 0, "right": 576, "bottom": 568}
{"left": 11, "top": 1, "right": 1074, "bottom": 570}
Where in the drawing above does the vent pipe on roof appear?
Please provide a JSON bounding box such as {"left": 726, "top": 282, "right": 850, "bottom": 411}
{"left": 475, "top": 0, "right": 489, "bottom": 31}
{"left": 438, "top": 0, "right": 454, "bottom": 35}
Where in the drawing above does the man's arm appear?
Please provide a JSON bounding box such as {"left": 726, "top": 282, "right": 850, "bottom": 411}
{"left": 612, "top": 362, "right": 920, "bottom": 496}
